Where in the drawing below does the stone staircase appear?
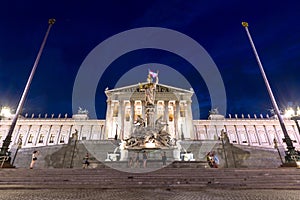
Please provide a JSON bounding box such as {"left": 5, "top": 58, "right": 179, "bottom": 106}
{"left": 0, "top": 167, "right": 299, "bottom": 190}
{"left": 11, "top": 139, "right": 284, "bottom": 169}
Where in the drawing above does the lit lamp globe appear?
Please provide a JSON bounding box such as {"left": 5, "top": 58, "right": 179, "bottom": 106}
{"left": 283, "top": 107, "right": 295, "bottom": 119}
{"left": 0, "top": 107, "right": 12, "bottom": 119}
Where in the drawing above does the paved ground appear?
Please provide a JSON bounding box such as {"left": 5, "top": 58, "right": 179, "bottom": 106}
{"left": 0, "top": 188, "right": 300, "bottom": 200}
{"left": 0, "top": 167, "right": 300, "bottom": 199}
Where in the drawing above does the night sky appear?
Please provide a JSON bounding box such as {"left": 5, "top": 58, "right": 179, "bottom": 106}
{"left": 0, "top": 1, "right": 300, "bottom": 119}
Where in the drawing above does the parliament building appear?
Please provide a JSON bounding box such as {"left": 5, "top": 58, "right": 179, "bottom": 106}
{"left": 1, "top": 80, "right": 300, "bottom": 161}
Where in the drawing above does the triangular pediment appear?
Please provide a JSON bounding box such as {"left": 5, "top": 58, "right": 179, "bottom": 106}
{"left": 105, "top": 83, "right": 194, "bottom": 101}
{"left": 105, "top": 83, "right": 193, "bottom": 94}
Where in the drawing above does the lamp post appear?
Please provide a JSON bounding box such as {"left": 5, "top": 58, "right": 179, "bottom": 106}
{"left": 11, "top": 135, "right": 22, "bottom": 165}
{"left": 242, "top": 22, "right": 300, "bottom": 165}
{"left": 0, "top": 19, "right": 55, "bottom": 166}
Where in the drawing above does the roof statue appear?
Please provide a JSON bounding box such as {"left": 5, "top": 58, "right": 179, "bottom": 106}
{"left": 209, "top": 108, "right": 219, "bottom": 115}
{"left": 78, "top": 107, "right": 89, "bottom": 115}
{"left": 208, "top": 108, "right": 225, "bottom": 120}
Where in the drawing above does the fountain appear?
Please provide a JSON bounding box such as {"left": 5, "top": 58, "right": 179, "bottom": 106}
{"left": 124, "top": 71, "right": 174, "bottom": 150}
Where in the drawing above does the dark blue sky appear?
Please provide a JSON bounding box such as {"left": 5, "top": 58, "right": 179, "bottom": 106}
{"left": 0, "top": 1, "right": 300, "bottom": 119}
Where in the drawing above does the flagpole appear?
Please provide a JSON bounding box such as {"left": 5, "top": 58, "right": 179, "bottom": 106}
{"left": 0, "top": 19, "right": 56, "bottom": 166}
{"left": 242, "top": 22, "right": 299, "bottom": 165}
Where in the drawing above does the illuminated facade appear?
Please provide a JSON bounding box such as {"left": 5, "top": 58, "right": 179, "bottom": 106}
{"left": 0, "top": 83, "right": 300, "bottom": 150}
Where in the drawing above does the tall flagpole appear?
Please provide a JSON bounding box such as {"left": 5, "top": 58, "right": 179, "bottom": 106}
{"left": 0, "top": 19, "right": 56, "bottom": 165}
{"left": 242, "top": 22, "right": 299, "bottom": 165}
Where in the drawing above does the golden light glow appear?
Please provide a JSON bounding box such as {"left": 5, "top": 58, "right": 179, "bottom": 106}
{"left": 242, "top": 22, "right": 248, "bottom": 27}
{"left": 145, "top": 142, "right": 155, "bottom": 148}
{"left": 0, "top": 106, "right": 12, "bottom": 118}
{"left": 284, "top": 107, "right": 295, "bottom": 118}
{"left": 297, "top": 107, "right": 300, "bottom": 116}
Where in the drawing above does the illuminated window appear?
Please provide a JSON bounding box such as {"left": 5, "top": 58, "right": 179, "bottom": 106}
{"left": 124, "top": 102, "right": 130, "bottom": 121}
{"left": 113, "top": 103, "right": 119, "bottom": 117}
{"left": 49, "top": 134, "right": 55, "bottom": 143}
{"left": 169, "top": 104, "right": 174, "bottom": 121}
{"left": 134, "top": 101, "right": 142, "bottom": 121}
{"left": 60, "top": 135, "right": 65, "bottom": 143}
{"left": 169, "top": 113, "right": 174, "bottom": 122}
{"left": 180, "top": 103, "right": 185, "bottom": 117}
{"left": 38, "top": 134, "right": 44, "bottom": 143}
{"left": 28, "top": 134, "right": 33, "bottom": 143}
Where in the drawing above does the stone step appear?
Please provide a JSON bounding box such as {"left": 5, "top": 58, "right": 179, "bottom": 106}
{"left": 1, "top": 168, "right": 299, "bottom": 190}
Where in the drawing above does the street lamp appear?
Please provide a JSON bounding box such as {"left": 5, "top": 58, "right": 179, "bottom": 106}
{"left": 11, "top": 135, "right": 22, "bottom": 165}
{"left": 242, "top": 22, "right": 300, "bottom": 166}
{"left": 0, "top": 19, "right": 55, "bottom": 167}
{"left": 0, "top": 107, "right": 12, "bottom": 119}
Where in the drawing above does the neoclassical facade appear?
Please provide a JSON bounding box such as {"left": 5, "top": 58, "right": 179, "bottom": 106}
{"left": 0, "top": 82, "right": 300, "bottom": 150}
{"left": 104, "top": 82, "right": 194, "bottom": 140}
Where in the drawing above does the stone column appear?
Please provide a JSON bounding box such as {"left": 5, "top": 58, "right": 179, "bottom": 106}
{"left": 33, "top": 125, "right": 42, "bottom": 146}
{"left": 194, "top": 124, "right": 199, "bottom": 140}
{"left": 23, "top": 125, "right": 32, "bottom": 146}
{"left": 104, "top": 100, "right": 112, "bottom": 139}
{"left": 100, "top": 125, "right": 104, "bottom": 140}
{"left": 55, "top": 125, "right": 63, "bottom": 144}
{"left": 164, "top": 101, "right": 169, "bottom": 132}
{"left": 154, "top": 100, "right": 158, "bottom": 125}
{"left": 233, "top": 125, "right": 240, "bottom": 144}
{"left": 45, "top": 125, "right": 52, "bottom": 145}
{"left": 11, "top": 125, "right": 22, "bottom": 145}
{"left": 89, "top": 125, "right": 94, "bottom": 140}
{"left": 130, "top": 100, "right": 135, "bottom": 134}
{"left": 142, "top": 101, "right": 146, "bottom": 125}
{"left": 263, "top": 125, "right": 271, "bottom": 145}
{"left": 253, "top": 125, "right": 262, "bottom": 145}
{"left": 273, "top": 125, "right": 281, "bottom": 145}
{"left": 119, "top": 100, "right": 125, "bottom": 139}
{"left": 175, "top": 101, "right": 180, "bottom": 139}
{"left": 67, "top": 125, "right": 73, "bottom": 142}
{"left": 244, "top": 125, "right": 251, "bottom": 146}
{"left": 78, "top": 125, "right": 84, "bottom": 140}
{"left": 185, "top": 100, "right": 193, "bottom": 139}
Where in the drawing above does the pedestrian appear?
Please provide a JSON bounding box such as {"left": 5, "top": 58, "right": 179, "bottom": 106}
{"left": 162, "top": 151, "right": 167, "bottom": 166}
{"left": 128, "top": 155, "right": 134, "bottom": 168}
{"left": 82, "top": 152, "right": 90, "bottom": 169}
{"left": 212, "top": 152, "right": 219, "bottom": 168}
{"left": 134, "top": 152, "right": 140, "bottom": 168}
{"left": 30, "top": 150, "right": 39, "bottom": 169}
{"left": 206, "top": 152, "right": 214, "bottom": 168}
{"left": 142, "top": 151, "right": 148, "bottom": 168}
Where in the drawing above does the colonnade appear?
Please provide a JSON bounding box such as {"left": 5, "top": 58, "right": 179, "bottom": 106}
{"left": 104, "top": 99, "right": 194, "bottom": 140}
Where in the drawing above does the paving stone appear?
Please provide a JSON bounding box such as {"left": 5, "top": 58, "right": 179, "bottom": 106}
{"left": 0, "top": 167, "right": 300, "bottom": 199}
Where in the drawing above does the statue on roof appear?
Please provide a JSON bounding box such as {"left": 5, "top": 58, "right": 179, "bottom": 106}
{"left": 78, "top": 107, "right": 89, "bottom": 114}
{"left": 140, "top": 70, "right": 159, "bottom": 107}
{"left": 209, "top": 108, "right": 219, "bottom": 115}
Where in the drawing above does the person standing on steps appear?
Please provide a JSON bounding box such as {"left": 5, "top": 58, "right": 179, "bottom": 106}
{"left": 162, "top": 151, "right": 167, "bottom": 166}
{"left": 142, "top": 151, "right": 148, "bottom": 168}
{"left": 82, "top": 153, "right": 90, "bottom": 169}
{"left": 30, "top": 150, "right": 39, "bottom": 169}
